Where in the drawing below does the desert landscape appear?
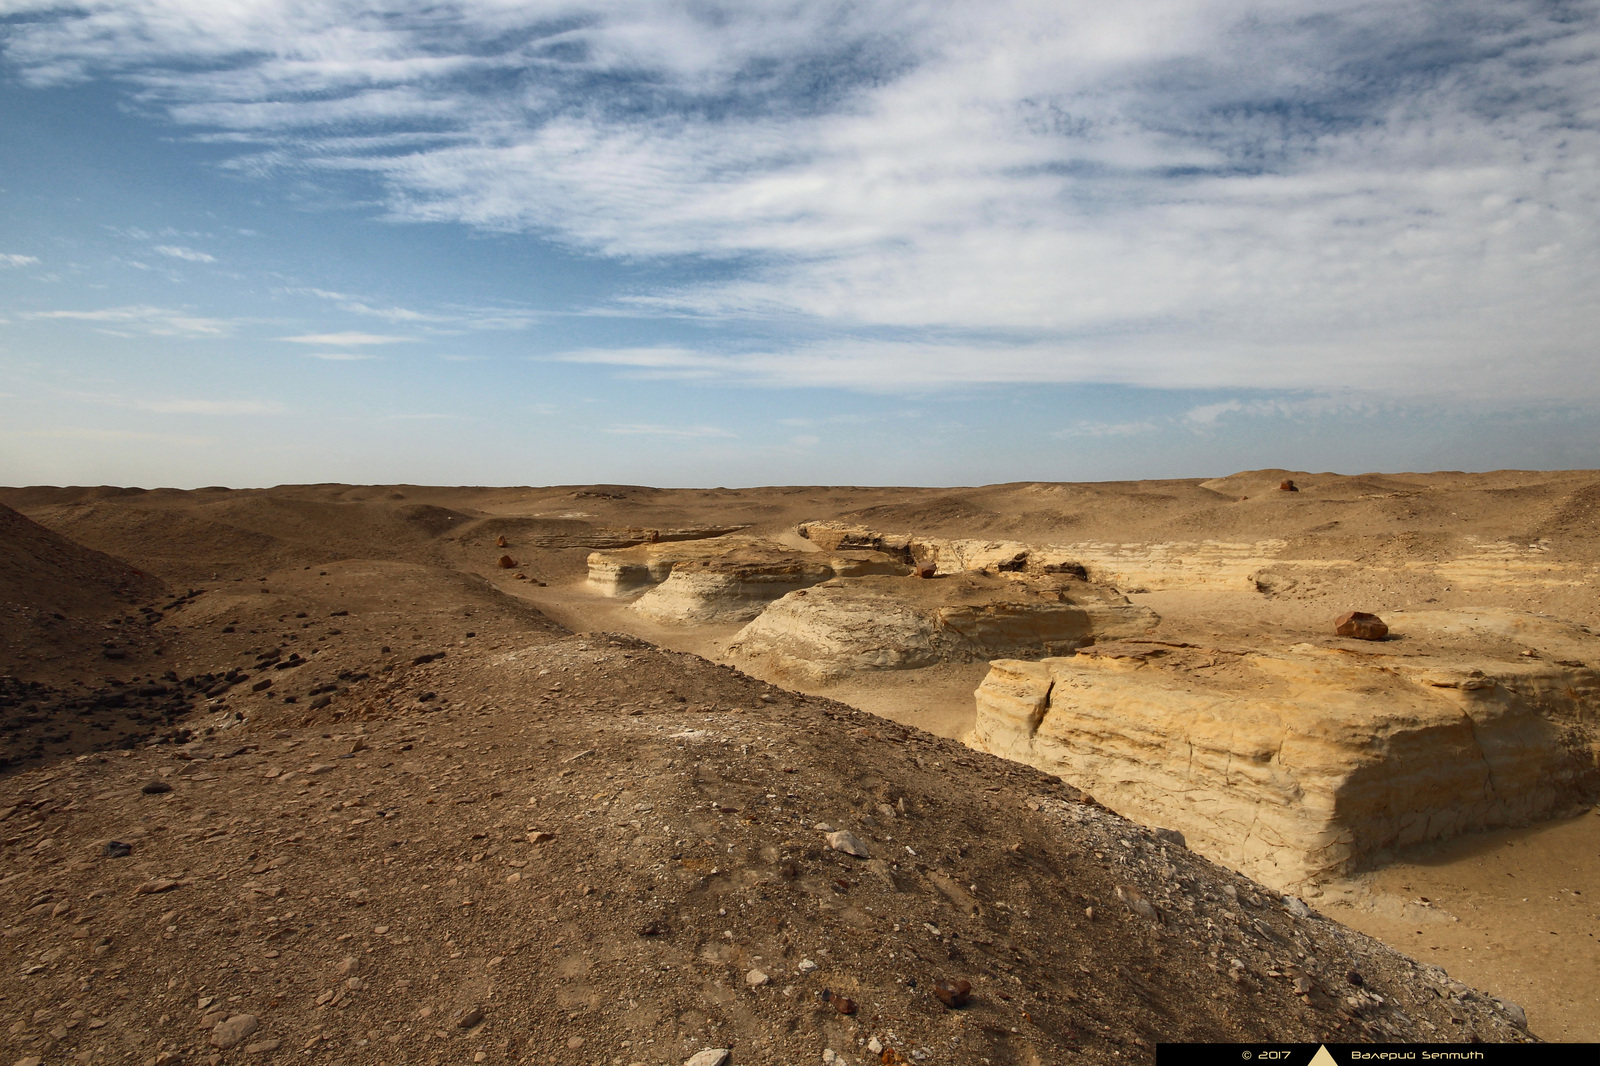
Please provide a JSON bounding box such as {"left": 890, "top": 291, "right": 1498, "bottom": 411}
{"left": 0, "top": 469, "right": 1594, "bottom": 1065}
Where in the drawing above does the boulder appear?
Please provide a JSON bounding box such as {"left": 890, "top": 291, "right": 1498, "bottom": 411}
{"left": 1279, "top": 479, "right": 1299, "bottom": 492}
{"left": 729, "top": 572, "right": 1158, "bottom": 684}
{"left": 497, "top": 554, "right": 517, "bottom": 569}
{"left": 970, "top": 631, "right": 1600, "bottom": 890}
{"left": 1334, "top": 610, "right": 1388, "bottom": 640}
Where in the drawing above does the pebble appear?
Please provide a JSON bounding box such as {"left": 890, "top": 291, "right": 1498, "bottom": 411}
{"left": 825, "top": 830, "right": 870, "bottom": 858}
{"left": 932, "top": 978, "right": 972, "bottom": 1008}
{"left": 210, "top": 1014, "right": 259, "bottom": 1050}
{"left": 135, "top": 878, "right": 181, "bottom": 895}
{"left": 141, "top": 781, "right": 172, "bottom": 795}
{"left": 566, "top": 1036, "right": 585, "bottom": 1049}
{"left": 683, "top": 1050, "right": 730, "bottom": 1066}
{"left": 457, "top": 1008, "right": 485, "bottom": 1029}
{"left": 1115, "top": 884, "right": 1161, "bottom": 922}
{"left": 244, "top": 1039, "right": 282, "bottom": 1054}
{"left": 1283, "top": 895, "right": 1312, "bottom": 919}
{"left": 868, "top": 1037, "right": 884, "bottom": 1054}
{"left": 745, "top": 969, "right": 769, "bottom": 988}
{"left": 797, "top": 958, "right": 818, "bottom": 974}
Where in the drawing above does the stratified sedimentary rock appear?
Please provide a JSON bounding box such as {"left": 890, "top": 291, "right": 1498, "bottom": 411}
{"left": 729, "top": 572, "right": 1158, "bottom": 683}
{"left": 587, "top": 537, "right": 910, "bottom": 624}
{"left": 971, "top": 614, "right": 1600, "bottom": 891}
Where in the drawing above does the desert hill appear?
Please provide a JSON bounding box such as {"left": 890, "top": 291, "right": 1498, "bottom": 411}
{"left": 0, "top": 471, "right": 1595, "bottom": 1059}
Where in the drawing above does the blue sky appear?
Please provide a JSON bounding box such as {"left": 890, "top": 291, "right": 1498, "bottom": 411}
{"left": 2, "top": 1, "right": 1598, "bottom": 488}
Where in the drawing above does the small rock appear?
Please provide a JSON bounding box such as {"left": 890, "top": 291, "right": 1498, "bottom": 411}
{"left": 1152, "top": 827, "right": 1187, "bottom": 848}
{"left": 1283, "top": 895, "right": 1312, "bottom": 919}
{"left": 497, "top": 555, "right": 517, "bottom": 569}
{"left": 141, "top": 781, "right": 172, "bottom": 795}
{"left": 1115, "top": 884, "right": 1160, "bottom": 922}
{"left": 932, "top": 978, "right": 972, "bottom": 1008}
{"left": 526, "top": 831, "right": 555, "bottom": 844}
{"left": 812, "top": 822, "right": 835, "bottom": 833}
{"left": 1083, "top": 906, "right": 1095, "bottom": 921}
{"left": 833, "top": 996, "right": 857, "bottom": 1016}
{"left": 306, "top": 763, "right": 334, "bottom": 775}
{"left": 566, "top": 1036, "right": 585, "bottom": 1049}
{"left": 335, "top": 955, "right": 359, "bottom": 976}
{"left": 244, "top": 1038, "right": 282, "bottom": 1054}
{"left": 745, "top": 969, "right": 769, "bottom": 988}
{"left": 135, "top": 878, "right": 181, "bottom": 895}
{"left": 1279, "top": 479, "right": 1299, "bottom": 492}
{"left": 104, "top": 840, "right": 133, "bottom": 858}
{"left": 1334, "top": 611, "right": 1388, "bottom": 641}
{"left": 683, "top": 1050, "right": 730, "bottom": 1066}
{"left": 868, "top": 1037, "right": 884, "bottom": 1054}
{"left": 797, "top": 958, "right": 818, "bottom": 974}
{"left": 824, "top": 830, "right": 870, "bottom": 859}
{"left": 251, "top": 679, "right": 273, "bottom": 693}
{"left": 456, "top": 1007, "right": 484, "bottom": 1029}
{"left": 210, "top": 1013, "right": 259, "bottom": 1050}
{"left": 495, "top": 535, "right": 508, "bottom": 548}
{"left": 1294, "top": 976, "right": 1314, "bottom": 995}
{"left": 1494, "top": 998, "right": 1528, "bottom": 1030}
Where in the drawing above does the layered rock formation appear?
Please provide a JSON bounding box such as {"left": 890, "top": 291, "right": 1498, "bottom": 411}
{"left": 729, "top": 572, "right": 1159, "bottom": 683}
{"left": 587, "top": 536, "right": 910, "bottom": 624}
{"left": 799, "top": 521, "right": 1599, "bottom": 594}
{"left": 971, "top": 614, "right": 1600, "bottom": 891}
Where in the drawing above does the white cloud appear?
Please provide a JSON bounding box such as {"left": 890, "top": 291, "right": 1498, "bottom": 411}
{"left": 153, "top": 244, "right": 215, "bottom": 262}
{"left": 55, "top": 389, "right": 284, "bottom": 415}
{"left": 604, "top": 423, "right": 735, "bottom": 439}
{"left": 305, "top": 351, "right": 379, "bottom": 361}
{"left": 1051, "top": 420, "right": 1160, "bottom": 439}
{"left": 13, "top": 427, "right": 219, "bottom": 446}
{"left": 279, "top": 331, "right": 411, "bottom": 346}
{"left": 24, "top": 305, "right": 233, "bottom": 337}
{"left": 6, "top": 2, "right": 1600, "bottom": 400}
{"left": 133, "top": 397, "right": 283, "bottom": 415}
{"left": 0, "top": 254, "right": 40, "bottom": 268}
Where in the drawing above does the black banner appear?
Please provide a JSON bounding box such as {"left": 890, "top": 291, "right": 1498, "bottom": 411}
{"left": 1156, "top": 1045, "right": 1597, "bottom": 1066}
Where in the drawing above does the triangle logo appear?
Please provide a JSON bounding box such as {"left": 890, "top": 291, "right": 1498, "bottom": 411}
{"left": 1309, "top": 1047, "right": 1339, "bottom": 1066}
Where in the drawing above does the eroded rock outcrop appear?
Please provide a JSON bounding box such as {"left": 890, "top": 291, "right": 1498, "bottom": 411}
{"left": 729, "top": 572, "right": 1159, "bottom": 683}
{"left": 587, "top": 537, "right": 910, "bottom": 624}
{"left": 971, "top": 616, "right": 1600, "bottom": 891}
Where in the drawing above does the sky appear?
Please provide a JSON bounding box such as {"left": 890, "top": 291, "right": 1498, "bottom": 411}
{"left": 2, "top": 0, "right": 1599, "bottom": 489}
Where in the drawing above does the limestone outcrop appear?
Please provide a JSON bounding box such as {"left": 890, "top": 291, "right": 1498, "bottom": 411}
{"left": 586, "top": 537, "right": 910, "bottom": 624}
{"left": 728, "top": 572, "right": 1159, "bottom": 683}
{"left": 970, "top": 616, "right": 1600, "bottom": 891}
{"left": 798, "top": 521, "right": 1600, "bottom": 594}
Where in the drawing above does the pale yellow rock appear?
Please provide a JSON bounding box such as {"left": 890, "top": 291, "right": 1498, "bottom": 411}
{"left": 797, "top": 522, "right": 1599, "bottom": 593}
{"left": 729, "top": 572, "right": 1158, "bottom": 683}
{"left": 971, "top": 626, "right": 1600, "bottom": 891}
{"left": 586, "top": 536, "right": 909, "bottom": 624}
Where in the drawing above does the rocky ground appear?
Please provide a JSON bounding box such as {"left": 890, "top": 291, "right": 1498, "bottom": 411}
{"left": 2, "top": 473, "right": 1595, "bottom": 1060}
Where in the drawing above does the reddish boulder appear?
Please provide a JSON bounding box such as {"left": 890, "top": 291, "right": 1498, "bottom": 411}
{"left": 1334, "top": 611, "right": 1388, "bottom": 640}
{"left": 495, "top": 535, "right": 508, "bottom": 548}
{"left": 1279, "top": 479, "right": 1299, "bottom": 492}
{"left": 497, "top": 555, "right": 517, "bottom": 569}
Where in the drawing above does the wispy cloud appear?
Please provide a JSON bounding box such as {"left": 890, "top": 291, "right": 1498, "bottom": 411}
{"left": 12, "top": 427, "right": 219, "bottom": 446}
{"left": 604, "top": 423, "right": 735, "bottom": 440}
{"left": 24, "top": 305, "right": 233, "bottom": 337}
{"left": 6, "top": 2, "right": 1600, "bottom": 401}
{"left": 305, "top": 351, "right": 379, "bottom": 361}
{"left": 279, "top": 331, "right": 411, "bottom": 346}
{"left": 1051, "top": 420, "right": 1160, "bottom": 439}
{"left": 153, "top": 244, "right": 215, "bottom": 262}
{"left": 0, "top": 253, "right": 40, "bottom": 268}
{"left": 55, "top": 389, "right": 284, "bottom": 416}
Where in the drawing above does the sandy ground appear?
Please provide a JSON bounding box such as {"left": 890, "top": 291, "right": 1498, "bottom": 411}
{"left": 1323, "top": 810, "right": 1600, "bottom": 1041}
